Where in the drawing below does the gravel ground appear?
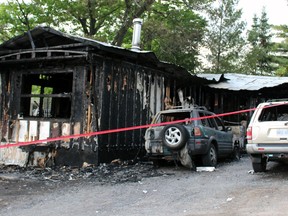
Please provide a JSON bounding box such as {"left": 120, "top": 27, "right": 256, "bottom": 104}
{"left": 1, "top": 155, "right": 288, "bottom": 216}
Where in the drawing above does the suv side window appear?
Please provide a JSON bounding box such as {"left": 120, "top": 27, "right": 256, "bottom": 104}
{"left": 199, "top": 111, "right": 208, "bottom": 126}
{"left": 199, "top": 111, "right": 217, "bottom": 129}
{"left": 214, "top": 116, "right": 225, "bottom": 131}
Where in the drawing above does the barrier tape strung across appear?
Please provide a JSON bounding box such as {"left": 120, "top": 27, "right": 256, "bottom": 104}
{"left": 0, "top": 102, "right": 286, "bottom": 149}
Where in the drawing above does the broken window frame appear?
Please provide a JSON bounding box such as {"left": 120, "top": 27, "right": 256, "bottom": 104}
{"left": 19, "top": 71, "right": 73, "bottom": 119}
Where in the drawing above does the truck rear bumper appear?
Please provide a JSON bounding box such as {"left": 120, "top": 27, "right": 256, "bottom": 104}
{"left": 247, "top": 143, "right": 288, "bottom": 154}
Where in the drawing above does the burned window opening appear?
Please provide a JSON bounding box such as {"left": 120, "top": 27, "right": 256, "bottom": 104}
{"left": 20, "top": 73, "right": 73, "bottom": 118}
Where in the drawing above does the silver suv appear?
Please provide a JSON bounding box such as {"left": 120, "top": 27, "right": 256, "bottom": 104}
{"left": 246, "top": 99, "right": 288, "bottom": 172}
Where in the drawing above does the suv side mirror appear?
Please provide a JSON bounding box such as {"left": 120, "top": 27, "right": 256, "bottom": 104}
{"left": 226, "top": 126, "right": 232, "bottom": 132}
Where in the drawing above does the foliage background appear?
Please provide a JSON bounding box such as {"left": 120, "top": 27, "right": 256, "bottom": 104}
{"left": 0, "top": 0, "right": 287, "bottom": 76}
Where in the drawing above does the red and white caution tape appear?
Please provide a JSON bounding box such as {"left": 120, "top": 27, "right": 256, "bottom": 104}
{"left": 0, "top": 103, "right": 286, "bottom": 149}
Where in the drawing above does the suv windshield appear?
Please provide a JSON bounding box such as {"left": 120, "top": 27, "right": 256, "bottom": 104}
{"left": 258, "top": 104, "right": 288, "bottom": 121}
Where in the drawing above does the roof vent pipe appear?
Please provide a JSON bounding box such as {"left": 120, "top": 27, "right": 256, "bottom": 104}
{"left": 131, "top": 18, "right": 143, "bottom": 51}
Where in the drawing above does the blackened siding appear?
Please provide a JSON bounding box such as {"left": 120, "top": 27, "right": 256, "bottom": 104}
{"left": 94, "top": 57, "right": 168, "bottom": 162}
{"left": 72, "top": 66, "right": 86, "bottom": 122}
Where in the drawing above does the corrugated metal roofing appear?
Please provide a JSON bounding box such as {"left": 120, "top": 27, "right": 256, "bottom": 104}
{"left": 197, "top": 73, "right": 288, "bottom": 91}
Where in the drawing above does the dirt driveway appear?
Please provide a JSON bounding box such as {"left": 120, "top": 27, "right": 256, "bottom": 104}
{"left": 1, "top": 155, "right": 288, "bottom": 216}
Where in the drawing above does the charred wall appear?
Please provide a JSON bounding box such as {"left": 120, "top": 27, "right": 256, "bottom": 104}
{"left": 91, "top": 56, "right": 186, "bottom": 163}
{"left": 0, "top": 26, "right": 205, "bottom": 167}
{"left": 0, "top": 60, "right": 98, "bottom": 167}
{"left": 0, "top": 54, "right": 201, "bottom": 166}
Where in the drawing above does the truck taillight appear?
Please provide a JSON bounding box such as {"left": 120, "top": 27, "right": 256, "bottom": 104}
{"left": 193, "top": 127, "right": 202, "bottom": 136}
{"left": 246, "top": 127, "right": 252, "bottom": 140}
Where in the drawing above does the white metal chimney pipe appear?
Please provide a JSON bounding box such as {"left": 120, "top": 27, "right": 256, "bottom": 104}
{"left": 131, "top": 18, "right": 143, "bottom": 51}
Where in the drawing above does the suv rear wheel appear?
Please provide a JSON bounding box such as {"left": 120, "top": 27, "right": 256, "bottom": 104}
{"left": 252, "top": 155, "right": 267, "bottom": 172}
{"left": 161, "top": 124, "right": 189, "bottom": 151}
{"left": 202, "top": 144, "right": 217, "bottom": 167}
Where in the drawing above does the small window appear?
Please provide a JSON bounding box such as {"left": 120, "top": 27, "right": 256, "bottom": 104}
{"left": 199, "top": 112, "right": 220, "bottom": 129}
{"left": 214, "top": 116, "right": 225, "bottom": 131}
{"left": 199, "top": 112, "right": 209, "bottom": 127}
{"left": 20, "top": 73, "right": 73, "bottom": 118}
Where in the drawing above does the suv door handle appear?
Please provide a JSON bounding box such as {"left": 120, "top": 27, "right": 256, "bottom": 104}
{"left": 285, "top": 122, "right": 288, "bottom": 126}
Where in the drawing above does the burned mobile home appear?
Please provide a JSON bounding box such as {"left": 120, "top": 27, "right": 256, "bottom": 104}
{"left": 0, "top": 26, "right": 209, "bottom": 167}
{"left": 198, "top": 73, "right": 288, "bottom": 123}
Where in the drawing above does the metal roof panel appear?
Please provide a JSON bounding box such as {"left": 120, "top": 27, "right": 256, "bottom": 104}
{"left": 197, "top": 73, "right": 288, "bottom": 91}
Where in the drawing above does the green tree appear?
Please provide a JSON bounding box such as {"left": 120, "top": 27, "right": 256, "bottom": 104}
{"left": 272, "top": 25, "right": 288, "bottom": 76}
{"left": 0, "top": 0, "right": 209, "bottom": 43}
{"left": 0, "top": 0, "right": 211, "bottom": 73}
{"left": 0, "top": 0, "right": 155, "bottom": 45}
{"left": 245, "top": 9, "right": 273, "bottom": 75}
{"left": 0, "top": 0, "right": 43, "bottom": 42}
{"left": 202, "top": 0, "right": 246, "bottom": 73}
{"left": 141, "top": 1, "right": 207, "bottom": 72}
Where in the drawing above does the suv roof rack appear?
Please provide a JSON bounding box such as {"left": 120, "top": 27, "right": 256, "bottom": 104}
{"left": 168, "top": 104, "right": 207, "bottom": 110}
{"left": 198, "top": 106, "right": 208, "bottom": 110}
{"left": 266, "top": 99, "right": 288, "bottom": 102}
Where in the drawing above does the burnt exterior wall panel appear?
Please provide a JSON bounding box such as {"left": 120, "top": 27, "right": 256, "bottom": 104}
{"left": 18, "top": 120, "right": 28, "bottom": 142}
{"left": 99, "top": 60, "right": 111, "bottom": 150}
{"left": 117, "top": 68, "right": 126, "bottom": 146}
{"left": 39, "top": 121, "right": 50, "bottom": 142}
{"left": 1, "top": 71, "right": 11, "bottom": 142}
{"left": 11, "top": 72, "right": 21, "bottom": 119}
{"left": 156, "top": 76, "right": 164, "bottom": 112}
{"left": 72, "top": 66, "right": 86, "bottom": 122}
{"left": 93, "top": 59, "right": 104, "bottom": 133}
{"left": 108, "top": 63, "right": 118, "bottom": 149}
{"left": 96, "top": 59, "right": 170, "bottom": 162}
{"left": 28, "top": 120, "right": 37, "bottom": 141}
{"left": 137, "top": 71, "right": 145, "bottom": 145}
{"left": 149, "top": 75, "right": 156, "bottom": 116}
{"left": 0, "top": 146, "right": 28, "bottom": 166}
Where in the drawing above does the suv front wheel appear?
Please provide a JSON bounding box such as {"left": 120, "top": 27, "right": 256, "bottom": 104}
{"left": 161, "top": 124, "right": 189, "bottom": 151}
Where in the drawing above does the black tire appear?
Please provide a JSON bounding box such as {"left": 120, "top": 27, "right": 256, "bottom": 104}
{"left": 252, "top": 157, "right": 267, "bottom": 172}
{"left": 161, "top": 124, "right": 189, "bottom": 151}
{"left": 231, "top": 146, "right": 241, "bottom": 161}
{"left": 202, "top": 144, "right": 217, "bottom": 167}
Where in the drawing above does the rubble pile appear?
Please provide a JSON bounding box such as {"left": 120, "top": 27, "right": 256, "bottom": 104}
{"left": 0, "top": 160, "right": 168, "bottom": 185}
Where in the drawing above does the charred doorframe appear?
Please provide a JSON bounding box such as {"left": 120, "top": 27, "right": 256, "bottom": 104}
{"left": 0, "top": 70, "right": 12, "bottom": 142}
